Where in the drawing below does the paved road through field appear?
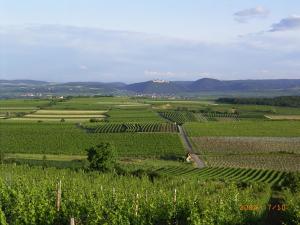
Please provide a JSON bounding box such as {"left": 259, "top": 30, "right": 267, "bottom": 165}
{"left": 178, "top": 125, "right": 205, "bottom": 168}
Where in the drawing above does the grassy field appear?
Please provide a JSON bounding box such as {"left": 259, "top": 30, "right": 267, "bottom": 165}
{"left": 49, "top": 97, "right": 150, "bottom": 110}
{"left": 184, "top": 121, "right": 300, "bottom": 137}
{"left": 0, "top": 99, "right": 51, "bottom": 108}
{"left": 107, "top": 108, "right": 164, "bottom": 122}
{"left": 0, "top": 121, "right": 184, "bottom": 157}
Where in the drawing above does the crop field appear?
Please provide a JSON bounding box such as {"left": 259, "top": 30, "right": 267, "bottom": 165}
{"left": 157, "top": 166, "right": 285, "bottom": 186}
{"left": 0, "top": 99, "right": 51, "bottom": 108}
{"left": 84, "top": 122, "right": 178, "bottom": 133}
{"left": 49, "top": 97, "right": 150, "bottom": 110}
{"left": 204, "top": 154, "right": 300, "bottom": 171}
{"left": 192, "top": 137, "right": 300, "bottom": 154}
{"left": 0, "top": 164, "right": 282, "bottom": 225}
{"left": 1, "top": 97, "right": 300, "bottom": 224}
{"left": 159, "top": 111, "right": 197, "bottom": 124}
{"left": 184, "top": 121, "right": 300, "bottom": 137}
{"left": 0, "top": 122, "right": 183, "bottom": 157}
{"left": 108, "top": 109, "right": 164, "bottom": 122}
{"left": 265, "top": 115, "right": 300, "bottom": 120}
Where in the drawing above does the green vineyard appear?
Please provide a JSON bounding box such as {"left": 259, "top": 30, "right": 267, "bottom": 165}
{"left": 159, "top": 111, "right": 239, "bottom": 124}
{"left": 159, "top": 111, "right": 197, "bottom": 124}
{"left": 0, "top": 165, "right": 276, "bottom": 225}
{"left": 157, "top": 166, "right": 285, "bottom": 186}
{"left": 201, "top": 112, "right": 239, "bottom": 121}
{"left": 83, "top": 122, "right": 178, "bottom": 133}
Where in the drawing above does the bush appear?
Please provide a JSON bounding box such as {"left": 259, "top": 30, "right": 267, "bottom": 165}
{"left": 281, "top": 172, "right": 300, "bottom": 193}
{"left": 89, "top": 118, "right": 100, "bottom": 123}
{"left": 86, "top": 143, "right": 116, "bottom": 172}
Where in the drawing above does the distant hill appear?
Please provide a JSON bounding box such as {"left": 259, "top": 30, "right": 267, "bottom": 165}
{"left": 1, "top": 78, "right": 300, "bottom": 98}
{"left": 126, "top": 80, "right": 186, "bottom": 94}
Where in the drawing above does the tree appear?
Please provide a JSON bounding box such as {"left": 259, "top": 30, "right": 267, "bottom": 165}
{"left": 86, "top": 143, "right": 116, "bottom": 172}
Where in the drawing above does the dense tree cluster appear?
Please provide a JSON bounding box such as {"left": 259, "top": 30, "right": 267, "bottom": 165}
{"left": 217, "top": 96, "right": 300, "bottom": 107}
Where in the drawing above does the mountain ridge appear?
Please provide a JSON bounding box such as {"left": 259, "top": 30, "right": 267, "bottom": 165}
{"left": 1, "top": 78, "right": 300, "bottom": 97}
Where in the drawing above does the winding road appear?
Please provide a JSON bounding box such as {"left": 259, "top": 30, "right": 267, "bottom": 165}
{"left": 178, "top": 125, "right": 206, "bottom": 168}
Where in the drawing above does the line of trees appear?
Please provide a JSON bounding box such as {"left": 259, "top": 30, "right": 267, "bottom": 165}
{"left": 217, "top": 96, "right": 300, "bottom": 107}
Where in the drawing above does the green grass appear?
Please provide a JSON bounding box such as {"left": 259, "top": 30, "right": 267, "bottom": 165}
{"left": 49, "top": 97, "right": 149, "bottom": 110}
{"left": 184, "top": 121, "right": 300, "bottom": 137}
{"left": 0, "top": 99, "right": 50, "bottom": 108}
{"left": 107, "top": 109, "right": 164, "bottom": 122}
{"left": 0, "top": 122, "right": 184, "bottom": 157}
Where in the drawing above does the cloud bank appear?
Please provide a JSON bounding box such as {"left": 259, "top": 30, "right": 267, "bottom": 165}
{"left": 0, "top": 24, "right": 299, "bottom": 82}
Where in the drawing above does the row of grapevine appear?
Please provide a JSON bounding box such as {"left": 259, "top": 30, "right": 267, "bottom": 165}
{"left": 202, "top": 112, "right": 239, "bottom": 121}
{"left": 159, "top": 111, "right": 239, "bottom": 124}
{"left": 84, "top": 122, "right": 178, "bottom": 133}
{"left": 156, "top": 166, "right": 285, "bottom": 186}
{"left": 0, "top": 164, "right": 276, "bottom": 225}
{"left": 159, "top": 111, "right": 197, "bottom": 124}
{"left": 205, "top": 154, "right": 300, "bottom": 171}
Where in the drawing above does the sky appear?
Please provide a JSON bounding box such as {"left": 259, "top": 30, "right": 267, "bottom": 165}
{"left": 0, "top": 0, "right": 300, "bottom": 82}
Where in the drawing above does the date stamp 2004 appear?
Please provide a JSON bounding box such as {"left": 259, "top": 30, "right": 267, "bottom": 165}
{"left": 240, "top": 204, "right": 288, "bottom": 211}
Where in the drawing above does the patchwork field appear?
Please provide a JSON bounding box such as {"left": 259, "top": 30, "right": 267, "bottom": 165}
{"left": 1, "top": 96, "right": 300, "bottom": 224}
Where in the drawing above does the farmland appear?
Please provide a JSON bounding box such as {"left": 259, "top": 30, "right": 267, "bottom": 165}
{"left": 192, "top": 137, "right": 300, "bottom": 155}
{"left": 184, "top": 121, "right": 300, "bottom": 137}
{"left": 0, "top": 164, "right": 281, "bottom": 225}
{"left": 1, "top": 96, "right": 300, "bottom": 224}
{"left": 84, "top": 122, "right": 178, "bottom": 133}
{"left": 0, "top": 122, "right": 183, "bottom": 157}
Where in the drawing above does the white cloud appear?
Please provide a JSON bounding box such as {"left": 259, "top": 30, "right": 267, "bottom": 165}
{"left": 234, "top": 6, "right": 269, "bottom": 23}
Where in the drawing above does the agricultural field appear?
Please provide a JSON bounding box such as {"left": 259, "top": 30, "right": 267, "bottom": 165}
{"left": 0, "top": 122, "right": 183, "bottom": 157}
{"left": 184, "top": 121, "right": 300, "bottom": 137}
{"left": 84, "top": 122, "right": 178, "bottom": 133}
{"left": 159, "top": 111, "right": 197, "bottom": 124}
{"left": 49, "top": 97, "right": 150, "bottom": 110}
{"left": 1, "top": 97, "right": 300, "bottom": 224}
{"left": 0, "top": 164, "right": 282, "bottom": 225}
{"left": 17, "top": 109, "right": 108, "bottom": 122}
{"left": 157, "top": 166, "right": 285, "bottom": 186}
{"left": 107, "top": 109, "right": 164, "bottom": 122}
{"left": 204, "top": 155, "right": 300, "bottom": 171}
{"left": 192, "top": 137, "right": 300, "bottom": 155}
{"left": 265, "top": 115, "right": 300, "bottom": 120}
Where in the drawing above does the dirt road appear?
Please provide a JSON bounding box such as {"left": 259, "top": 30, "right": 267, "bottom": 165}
{"left": 178, "top": 125, "right": 205, "bottom": 168}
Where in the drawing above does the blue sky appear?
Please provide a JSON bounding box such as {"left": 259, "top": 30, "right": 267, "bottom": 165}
{"left": 0, "top": 0, "right": 300, "bottom": 82}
